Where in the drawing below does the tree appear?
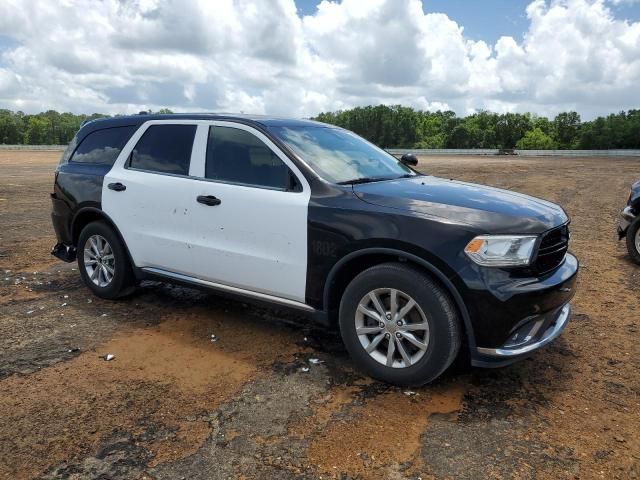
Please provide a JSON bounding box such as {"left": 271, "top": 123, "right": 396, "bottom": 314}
{"left": 494, "top": 113, "right": 532, "bottom": 149}
{"left": 25, "top": 117, "right": 49, "bottom": 144}
{"left": 516, "top": 128, "right": 557, "bottom": 150}
{"left": 0, "top": 110, "right": 24, "bottom": 144}
{"left": 532, "top": 115, "right": 553, "bottom": 136}
{"left": 553, "top": 112, "right": 581, "bottom": 149}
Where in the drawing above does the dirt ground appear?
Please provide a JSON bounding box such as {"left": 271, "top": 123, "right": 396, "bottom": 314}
{"left": 0, "top": 150, "right": 638, "bottom": 479}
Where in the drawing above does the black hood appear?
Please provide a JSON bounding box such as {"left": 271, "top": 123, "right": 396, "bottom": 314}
{"left": 353, "top": 176, "right": 568, "bottom": 234}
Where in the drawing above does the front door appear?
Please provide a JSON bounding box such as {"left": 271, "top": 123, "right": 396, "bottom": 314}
{"left": 185, "top": 122, "right": 311, "bottom": 302}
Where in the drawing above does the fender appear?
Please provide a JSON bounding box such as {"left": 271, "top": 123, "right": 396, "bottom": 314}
{"left": 323, "top": 247, "right": 477, "bottom": 351}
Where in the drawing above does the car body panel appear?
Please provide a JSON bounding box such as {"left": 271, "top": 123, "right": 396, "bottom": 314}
{"left": 51, "top": 162, "right": 111, "bottom": 247}
{"left": 353, "top": 176, "right": 568, "bottom": 234}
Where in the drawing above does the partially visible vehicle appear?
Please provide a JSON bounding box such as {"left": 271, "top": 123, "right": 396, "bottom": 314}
{"left": 618, "top": 181, "right": 640, "bottom": 264}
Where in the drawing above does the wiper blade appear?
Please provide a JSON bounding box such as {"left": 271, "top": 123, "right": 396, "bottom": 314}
{"left": 337, "top": 174, "right": 417, "bottom": 185}
{"left": 337, "top": 177, "right": 386, "bottom": 185}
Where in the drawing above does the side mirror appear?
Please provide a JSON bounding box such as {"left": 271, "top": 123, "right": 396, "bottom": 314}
{"left": 400, "top": 153, "right": 418, "bottom": 167}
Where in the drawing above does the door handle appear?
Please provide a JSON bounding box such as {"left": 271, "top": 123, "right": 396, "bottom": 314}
{"left": 108, "top": 182, "right": 126, "bottom": 192}
{"left": 197, "top": 195, "right": 222, "bottom": 206}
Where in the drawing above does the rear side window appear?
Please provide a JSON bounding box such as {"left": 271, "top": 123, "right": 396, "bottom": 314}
{"left": 129, "top": 124, "right": 196, "bottom": 175}
{"left": 205, "top": 126, "right": 292, "bottom": 189}
{"left": 70, "top": 126, "right": 136, "bottom": 165}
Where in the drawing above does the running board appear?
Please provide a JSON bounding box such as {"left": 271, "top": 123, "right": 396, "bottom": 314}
{"left": 141, "top": 267, "right": 316, "bottom": 312}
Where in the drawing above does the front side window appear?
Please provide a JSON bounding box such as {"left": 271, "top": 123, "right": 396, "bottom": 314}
{"left": 205, "top": 126, "right": 292, "bottom": 190}
{"left": 268, "top": 126, "right": 416, "bottom": 184}
{"left": 70, "top": 126, "right": 136, "bottom": 165}
{"left": 129, "top": 124, "right": 196, "bottom": 175}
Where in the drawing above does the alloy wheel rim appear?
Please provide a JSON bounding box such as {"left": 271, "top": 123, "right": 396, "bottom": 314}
{"left": 355, "top": 288, "right": 430, "bottom": 369}
{"left": 83, "top": 234, "right": 115, "bottom": 287}
{"left": 636, "top": 228, "right": 640, "bottom": 255}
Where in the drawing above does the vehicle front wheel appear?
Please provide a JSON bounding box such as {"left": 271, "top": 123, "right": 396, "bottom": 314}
{"left": 77, "top": 221, "right": 136, "bottom": 299}
{"left": 339, "top": 262, "right": 461, "bottom": 386}
{"left": 626, "top": 217, "right": 640, "bottom": 265}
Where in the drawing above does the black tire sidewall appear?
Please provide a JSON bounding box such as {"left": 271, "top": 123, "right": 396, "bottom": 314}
{"left": 77, "top": 221, "right": 133, "bottom": 299}
{"left": 339, "top": 263, "right": 460, "bottom": 386}
{"left": 626, "top": 217, "right": 640, "bottom": 265}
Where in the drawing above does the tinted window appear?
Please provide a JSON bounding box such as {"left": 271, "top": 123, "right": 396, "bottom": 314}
{"left": 205, "top": 126, "right": 291, "bottom": 189}
{"left": 70, "top": 126, "right": 136, "bottom": 165}
{"left": 129, "top": 124, "right": 196, "bottom": 175}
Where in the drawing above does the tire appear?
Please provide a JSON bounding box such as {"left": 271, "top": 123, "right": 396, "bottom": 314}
{"left": 339, "top": 262, "right": 461, "bottom": 386}
{"left": 626, "top": 217, "right": 640, "bottom": 265}
{"left": 77, "top": 221, "right": 136, "bottom": 299}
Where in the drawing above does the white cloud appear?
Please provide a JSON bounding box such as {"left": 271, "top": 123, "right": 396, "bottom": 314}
{"left": 0, "top": 0, "right": 638, "bottom": 118}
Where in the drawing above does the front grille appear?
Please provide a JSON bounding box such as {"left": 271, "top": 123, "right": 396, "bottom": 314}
{"left": 533, "top": 224, "right": 569, "bottom": 274}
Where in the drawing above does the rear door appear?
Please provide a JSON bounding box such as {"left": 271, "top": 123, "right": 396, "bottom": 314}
{"left": 185, "top": 122, "right": 311, "bottom": 302}
{"left": 102, "top": 121, "right": 199, "bottom": 275}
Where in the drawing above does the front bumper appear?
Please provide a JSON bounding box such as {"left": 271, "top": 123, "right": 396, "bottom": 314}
{"left": 618, "top": 206, "right": 636, "bottom": 239}
{"left": 474, "top": 304, "right": 571, "bottom": 366}
{"left": 461, "top": 252, "right": 578, "bottom": 368}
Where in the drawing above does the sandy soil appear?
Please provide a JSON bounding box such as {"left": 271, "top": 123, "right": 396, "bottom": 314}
{"left": 0, "top": 151, "right": 638, "bottom": 479}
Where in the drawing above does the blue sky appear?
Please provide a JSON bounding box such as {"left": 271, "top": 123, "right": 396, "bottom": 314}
{"left": 0, "top": 35, "right": 18, "bottom": 66}
{"left": 296, "top": 0, "right": 640, "bottom": 44}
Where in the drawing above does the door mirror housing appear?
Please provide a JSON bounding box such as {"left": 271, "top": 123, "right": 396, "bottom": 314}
{"left": 400, "top": 153, "right": 418, "bottom": 167}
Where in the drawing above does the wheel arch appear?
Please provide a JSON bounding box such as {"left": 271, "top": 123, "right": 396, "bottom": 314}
{"left": 71, "top": 207, "right": 137, "bottom": 271}
{"left": 323, "top": 247, "right": 476, "bottom": 352}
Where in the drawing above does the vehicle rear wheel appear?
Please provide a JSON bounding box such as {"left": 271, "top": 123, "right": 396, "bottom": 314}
{"left": 339, "top": 262, "right": 461, "bottom": 386}
{"left": 77, "top": 221, "right": 136, "bottom": 299}
{"left": 626, "top": 217, "right": 640, "bottom": 265}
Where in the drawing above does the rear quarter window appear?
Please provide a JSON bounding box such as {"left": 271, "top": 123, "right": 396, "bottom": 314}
{"left": 70, "top": 126, "right": 137, "bottom": 165}
{"left": 59, "top": 135, "right": 78, "bottom": 165}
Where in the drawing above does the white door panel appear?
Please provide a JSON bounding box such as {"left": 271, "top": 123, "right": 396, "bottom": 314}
{"left": 187, "top": 180, "right": 308, "bottom": 301}
{"left": 103, "top": 169, "right": 196, "bottom": 275}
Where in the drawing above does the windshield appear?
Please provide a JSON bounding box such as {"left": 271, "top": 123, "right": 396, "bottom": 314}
{"left": 268, "top": 126, "right": 416, "bottom": 184}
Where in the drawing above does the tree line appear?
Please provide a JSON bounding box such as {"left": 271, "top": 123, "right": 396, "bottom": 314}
{"left": 1, "top": 106, "right": 639, "bottom": 149}
{"left": 0, "top": 109, "right": 171, "bottom": 146}
{"left": 314, "top": 105, "right": 640, "bottom": 150}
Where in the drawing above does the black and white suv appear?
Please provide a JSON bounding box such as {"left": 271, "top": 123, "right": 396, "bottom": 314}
{"left": 51, "top": 114, "right": 578, "bottom": 385}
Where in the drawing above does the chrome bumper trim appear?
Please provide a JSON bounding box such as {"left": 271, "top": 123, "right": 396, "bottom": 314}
{"left": 477, "top": 304, "right": 571, "bottom": 357}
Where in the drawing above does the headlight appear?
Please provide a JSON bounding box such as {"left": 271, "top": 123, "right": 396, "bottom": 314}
{"left": 464, "top": 235, "right": 537, "bottom": 267}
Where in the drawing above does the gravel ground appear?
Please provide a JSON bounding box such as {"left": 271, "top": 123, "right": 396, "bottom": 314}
{"left": 0, "top": 151, "right": 638, "bottom": 479}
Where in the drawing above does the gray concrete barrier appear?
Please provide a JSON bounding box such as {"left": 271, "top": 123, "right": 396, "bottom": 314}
{"left": 0, "top": 145, "right": 66, "bottom": 151}
{"left": 514, "top": 149, "right": 640, "bottom": 157}
{"left": 386, "top": 148, "right": 500, "bottom": 155}
{"left": 387, "top": 148, "right": 640, "bottom": 157}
